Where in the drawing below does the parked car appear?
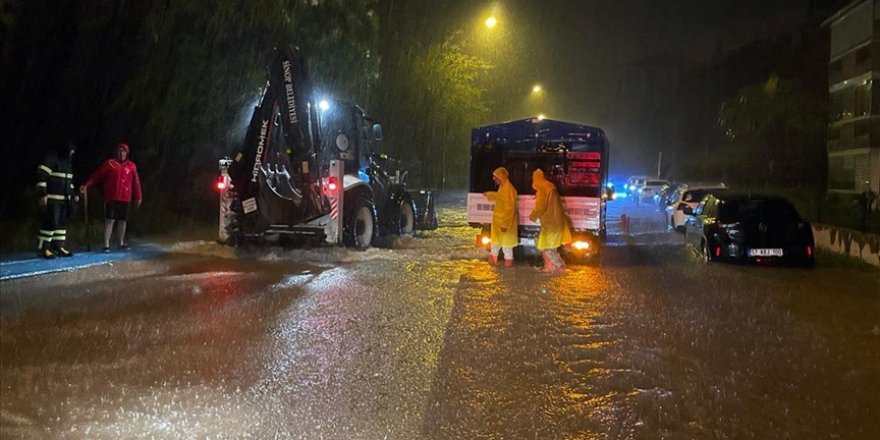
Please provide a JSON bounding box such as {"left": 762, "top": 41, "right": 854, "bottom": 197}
{"left": 654, "top": 182, "right": 685, "bottom": 209}
{"left": 684, "top": 193, "right": 815, "bottom": 266}
{"left": 634, "top": 179, "right": 669, "bottom": 204}
{"left": 666, "top": 185, "right": 728, "bottom": 231}
{"left": 624, "top": 175, "right": 650, "bottom": 200}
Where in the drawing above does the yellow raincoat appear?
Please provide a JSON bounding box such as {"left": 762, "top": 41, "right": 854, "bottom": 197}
{"left": 484, "top": 167, "right": 519, "bottom": 247}
{"left": 529, "top": 168, "right": 572, "bottom": 250}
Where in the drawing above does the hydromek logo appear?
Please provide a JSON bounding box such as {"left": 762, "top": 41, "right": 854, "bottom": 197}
{"left": 251, "top": 120, "right": 270, "bottom": 183}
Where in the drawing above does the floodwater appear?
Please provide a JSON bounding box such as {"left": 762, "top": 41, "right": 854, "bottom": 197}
{"left": 1, "top": 196, "right": 879, "bottom": 439}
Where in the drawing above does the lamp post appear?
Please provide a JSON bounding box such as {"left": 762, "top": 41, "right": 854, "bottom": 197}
{"left": 529, "top": 83, "right": 546, "bottom": 119}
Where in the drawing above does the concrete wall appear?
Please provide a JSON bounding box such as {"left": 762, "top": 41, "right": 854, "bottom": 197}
{"left": 812, "top": 223, "right": 880, "bottom": 266}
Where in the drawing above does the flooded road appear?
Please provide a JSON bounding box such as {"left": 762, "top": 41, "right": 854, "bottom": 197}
{"left": 2, "top": 197, "right": 879, "bottom": 439}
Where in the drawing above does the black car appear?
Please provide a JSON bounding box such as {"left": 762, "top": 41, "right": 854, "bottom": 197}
{"left": 683, "top": 193, "right": 815, "bottom": 266}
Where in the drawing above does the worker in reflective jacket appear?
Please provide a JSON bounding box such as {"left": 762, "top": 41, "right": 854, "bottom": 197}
{"left": 484, "top": 167, "right": 518, "bottom": 266}
{"left": 529, "top": 168, "right": 572, "bottom": 272}
{"left": 36, "top": 142, "right": 78, "bottom": 259}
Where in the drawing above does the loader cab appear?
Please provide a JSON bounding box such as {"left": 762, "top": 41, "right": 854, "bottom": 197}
{"left": 318, "top": 99, "right": 384, "bottom": 176}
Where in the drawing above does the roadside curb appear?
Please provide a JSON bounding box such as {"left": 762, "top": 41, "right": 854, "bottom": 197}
{"left": 0, "top": 244, "right": 165, "bottom": 281}
{"left": 812, "top": 224, "right": 880, "bottom": 267}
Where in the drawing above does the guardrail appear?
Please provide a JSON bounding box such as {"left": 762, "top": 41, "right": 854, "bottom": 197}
{"left": 812, "top": 223, "right": 880, "bottom": 267}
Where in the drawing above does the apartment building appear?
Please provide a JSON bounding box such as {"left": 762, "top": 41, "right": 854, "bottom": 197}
{"left": 824, "top": 0, "right": 880, "bottom": 194}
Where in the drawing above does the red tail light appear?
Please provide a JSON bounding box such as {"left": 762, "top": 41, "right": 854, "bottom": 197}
{"left": 806, "top": 246, "right": 812, "bottom": 257}
{"left": 215, "top": 175, "right": 227, "bottom": 191}
{"left": 714, "top": 246, "right": 721, "bottom": 257}
{"left": 328, "top": 176, "right": 338, "bottom": 192}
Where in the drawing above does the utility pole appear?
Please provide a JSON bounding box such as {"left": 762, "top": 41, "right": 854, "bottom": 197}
{"left": 657, "top": 151, "right": 662, "bottom": 179}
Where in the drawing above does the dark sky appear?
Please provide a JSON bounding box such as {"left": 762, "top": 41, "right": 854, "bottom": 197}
{"left": 494, "top": 0, "right": 822, "bottom": 175}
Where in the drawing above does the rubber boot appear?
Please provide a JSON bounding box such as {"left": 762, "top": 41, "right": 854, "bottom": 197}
{"left": 503, "top": 259, "right": 514, "bottom": 268}
{"left": 487, "top": 254, "right": 498, "bottom": 266}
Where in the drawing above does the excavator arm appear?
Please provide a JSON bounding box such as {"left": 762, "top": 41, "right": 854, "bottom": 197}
{"left": 228, "top": 45, "right": 325, "bottom": 232}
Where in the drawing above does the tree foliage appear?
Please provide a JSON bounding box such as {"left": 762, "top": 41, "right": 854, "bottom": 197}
{"left": 1, "top": 0, "right": 380, "bottom": 224}
{"left": 715, "top": 75, "right": 826, "bottom": 185}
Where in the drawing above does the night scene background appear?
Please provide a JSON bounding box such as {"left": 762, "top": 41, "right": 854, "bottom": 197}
{"left": 2, "top": 2, "right": 880, "bottom": 439}
{"left": 6, "top": 0, "right": 877, "bottom": 250}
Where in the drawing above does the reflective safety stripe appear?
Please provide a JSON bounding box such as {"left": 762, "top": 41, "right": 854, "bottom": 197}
{"left": 38, "top": 237, "right": 51, "bottom": 248}
{"left": 52, "top": 229, "right": 67, "bottom": 235}
{"left": 47, "top": 194, "right": 67, "bottom": 201}
{"left": 36, "top": 182, "right": 47, "bottom": 187}
{"left": 51, "top": 236, "right": 67, "bottom": 241}
{"left": 38, "top": 165, "right": 53, "bottom": 174}
{"left": 39, "top": 230, "right": 53, "bottom": 237}
{"left": 50, "top": 172, "right": 73, "bottom": 178}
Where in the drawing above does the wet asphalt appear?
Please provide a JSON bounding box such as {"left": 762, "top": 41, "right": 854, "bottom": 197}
{"left": 1, "top": 198, "right": 879, "bottom": 439}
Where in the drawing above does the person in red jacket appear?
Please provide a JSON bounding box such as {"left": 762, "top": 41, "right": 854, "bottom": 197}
{"left": 80, "top": 143, "right": 143, "bottom": 252}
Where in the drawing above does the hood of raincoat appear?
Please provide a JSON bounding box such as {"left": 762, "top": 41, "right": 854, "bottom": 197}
{"left": 532, "top": 168, "right": 548, "bottom": 190}
{"left": 493, "top": 167, "right": 509, "bottom": 182}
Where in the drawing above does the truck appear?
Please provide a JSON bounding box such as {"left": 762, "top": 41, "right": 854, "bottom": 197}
{"left": 218, "top": 45, "right": 437, "bottom": 248}
{"left": 467, "top": 117, "right": 611, "bottom": 260}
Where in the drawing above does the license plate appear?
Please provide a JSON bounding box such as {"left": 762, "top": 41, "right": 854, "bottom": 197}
{"left": 748, "top": 248, "right": 783, "bottom": 257}
{"left": 520, "top": 238, "right": 535, "bottom": 246}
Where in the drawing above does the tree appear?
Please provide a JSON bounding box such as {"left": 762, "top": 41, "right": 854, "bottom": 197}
{"left": 716, "top": 75, "right": 826, "bottom": 186}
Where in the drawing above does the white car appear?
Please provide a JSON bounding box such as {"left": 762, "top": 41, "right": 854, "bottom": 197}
{"left": 635, "top": 179, "right": 669, "bottom": 204}
{"left": 624, "top": 176, "right": 651, "bottom": 200}
{"left": 666, "top": 185, "right": 728, "bottom": 231}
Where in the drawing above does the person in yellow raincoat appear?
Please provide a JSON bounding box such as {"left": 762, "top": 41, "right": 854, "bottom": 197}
{"left": 484, "top": 167, "right": 518, "bottom": 266}
{"left": 529, "top": 168, "right": 572, "bottom": 272}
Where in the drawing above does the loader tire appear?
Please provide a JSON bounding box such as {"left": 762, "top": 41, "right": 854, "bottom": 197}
{"left": 343, "top": 190, "right": 377, "bottom": 250}
{"left": 395, "top": 197, "right": 416, "bottom": 236}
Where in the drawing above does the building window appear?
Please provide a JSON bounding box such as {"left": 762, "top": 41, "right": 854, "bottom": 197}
{"left": 829, "top": 126, "right": 842, "bottom": 141}
{"left": 856, "top": 46, "right": 870, "bottom": 64}
{"left": 830, "top": 90, "right": 845, "bottom": 121}
{"left": 855, "top": 82, "right": 872, "bottom": 117}
{"left": 854, "top": 120, "right": 870, "bottom": 137}
{"left": 828, "top": 155, "right": 857, "bottom": 190}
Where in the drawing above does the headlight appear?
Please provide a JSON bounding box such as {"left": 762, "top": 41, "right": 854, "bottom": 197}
{"left": 572, "top": 241, "right": 590, "bottom": 250}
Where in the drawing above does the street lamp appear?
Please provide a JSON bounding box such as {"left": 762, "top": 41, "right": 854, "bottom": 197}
{"left": 532, "top": 84, "right": 542, "bottom": 94}
{"left": 485, "top": 16, "right": 497, "bottom": 29}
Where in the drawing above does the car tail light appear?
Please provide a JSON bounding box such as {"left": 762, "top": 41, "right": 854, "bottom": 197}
{"left": 715, "top": 246, "right": 721, "bottom": 257}
{"left": 806, "top": 246, "right": 812, "bottom": 257}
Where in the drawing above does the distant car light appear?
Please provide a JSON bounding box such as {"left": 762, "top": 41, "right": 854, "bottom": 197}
{"left": 572, "top": 240, "right": 590, "bottom": 251}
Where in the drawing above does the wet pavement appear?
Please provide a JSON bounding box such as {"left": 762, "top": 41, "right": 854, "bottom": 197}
{"left": 1, "top": 197, "right": 879, "bottom": 439}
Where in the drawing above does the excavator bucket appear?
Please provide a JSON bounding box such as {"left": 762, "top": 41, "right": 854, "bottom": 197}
{"left": 410, "top": 190, "right": 438, "bottom": 230}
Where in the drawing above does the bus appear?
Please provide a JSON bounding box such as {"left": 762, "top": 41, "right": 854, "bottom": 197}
{"left": 467, "top": 117, "right": 611, "bottom": 259}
